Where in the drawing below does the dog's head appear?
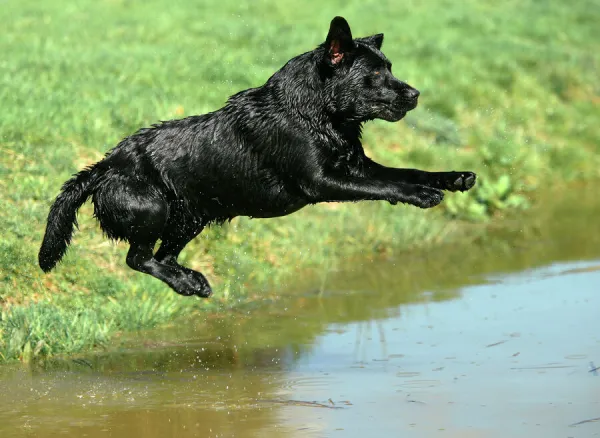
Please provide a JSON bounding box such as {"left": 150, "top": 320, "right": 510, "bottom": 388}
{"left": 320, "top": 16, "right": 419, "bottom": 123}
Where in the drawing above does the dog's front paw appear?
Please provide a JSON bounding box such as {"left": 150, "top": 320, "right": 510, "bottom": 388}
{"left": 408, "top": 185, "right": 444, "bottom": 209}
{"left": 447, "top": 172, "right": 476, "bottom": 192}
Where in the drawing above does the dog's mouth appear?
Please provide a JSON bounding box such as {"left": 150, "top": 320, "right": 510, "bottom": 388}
{"left": 375, "top": 98, "right": 417, "bottom": 111}
{"left": 398, "top": 97, "right": 418, "bottom": 111}
{"left": 377, "top": 108, "right": 407, "bottom": 123}
{"left": 392, "top": 98, "right": 417, "bottom": 119}
{"left": 374, "top": 98, "right": 416, "bottom": 122}
{"left": 391, "top": 110, "right": 407, "bottom": 122}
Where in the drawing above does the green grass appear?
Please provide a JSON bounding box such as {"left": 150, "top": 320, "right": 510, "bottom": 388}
{"left": 1, "top": 0, "right": 599, "bottom": 362}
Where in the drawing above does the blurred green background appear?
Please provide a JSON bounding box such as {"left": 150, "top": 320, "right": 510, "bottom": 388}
{"left": 1, "top": 0, "right": 599, "bottom": 362}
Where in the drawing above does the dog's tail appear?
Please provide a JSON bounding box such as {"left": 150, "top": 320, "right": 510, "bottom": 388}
{"left": 38, "top": 166, "right": 100, "bottom": 272}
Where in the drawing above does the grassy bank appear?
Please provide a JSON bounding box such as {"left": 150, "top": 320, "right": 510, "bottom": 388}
{"left": 1, "top": 0, "right": 599, "bottom": 362}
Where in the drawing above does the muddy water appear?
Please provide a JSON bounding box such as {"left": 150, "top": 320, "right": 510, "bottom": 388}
{"left": 1, "top": 189, "right": 600, "bottom": 438}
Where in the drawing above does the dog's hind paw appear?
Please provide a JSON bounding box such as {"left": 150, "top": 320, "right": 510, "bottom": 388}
{"left": 188, "top": 272, "right": 213, "bottom": 298}
{"left": 174, "top": 270, "right": 213, "bottom": 298}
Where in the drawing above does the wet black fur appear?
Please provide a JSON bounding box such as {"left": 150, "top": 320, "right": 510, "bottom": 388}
{"left": 39, "top": 17, "right": 476, "bottom": 297}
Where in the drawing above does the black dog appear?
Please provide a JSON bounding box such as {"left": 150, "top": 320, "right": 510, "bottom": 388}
{"left": 39, "top": 17, "right": 476, "bottom": 297}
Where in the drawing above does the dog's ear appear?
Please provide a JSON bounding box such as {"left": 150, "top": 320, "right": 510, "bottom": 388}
{"left": 324, "top": 16, "right": 354, "bottom": 66}
{"left": 357, "top": 34, "right": 384, "bottom": 50}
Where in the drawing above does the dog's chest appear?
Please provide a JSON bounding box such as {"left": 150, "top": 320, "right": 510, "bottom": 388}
{"left": 328, "top": 143, "right": 365, "bottom": 177}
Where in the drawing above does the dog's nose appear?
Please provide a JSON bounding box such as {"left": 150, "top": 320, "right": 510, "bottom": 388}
{"left": 406, "top": 88, "right": 420, "bottom": 99}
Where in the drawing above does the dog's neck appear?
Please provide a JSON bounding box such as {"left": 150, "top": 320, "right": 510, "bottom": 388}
{"left": 330, "top": 115, "right": 363, "bottom": 142}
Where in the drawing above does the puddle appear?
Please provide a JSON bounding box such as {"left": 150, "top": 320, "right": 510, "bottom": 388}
{"left": 1, "top": 189, "right": 600, "bottom": 437}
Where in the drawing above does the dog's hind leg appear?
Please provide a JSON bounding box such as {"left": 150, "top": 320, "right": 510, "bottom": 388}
{"left": 152, "top": 210, "right": 212, "bottom": 297}
{"left": 126, "top": 242, "right": 212, "bottom": 297}
{"left": 154, "top": 207, "right": 206, "bottom": 266}
{"left": 94, "top": 180, "right": 211, "bottom": 297}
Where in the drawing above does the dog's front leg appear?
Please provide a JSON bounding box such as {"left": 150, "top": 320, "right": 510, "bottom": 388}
{"left": 300, "top": 173, "right": 444, "bottom": 209}
{"left": 364, "top": 157, "right": 476, "bottom": 192}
